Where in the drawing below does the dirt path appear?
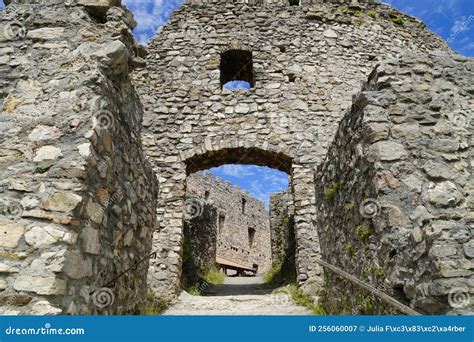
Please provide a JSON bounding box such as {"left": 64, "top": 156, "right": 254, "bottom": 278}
{"left": 162, "top": 276, "right": 311, "bottom": 315}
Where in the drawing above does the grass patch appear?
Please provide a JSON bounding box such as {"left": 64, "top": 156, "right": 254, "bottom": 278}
{"left": 201, "top": 266, "right": 225, "bottom": 285}
{"left": 264, "top": 263, "right": 282, "bottom": 284}
{"left": 368, "top": 10, "right": 376, "bottom": 18}
{"left": 186, "top": 284, "right": 202, "bottom": 296}
{"left": 287, "top": 284, "right": 327, "bottom": 315}
{"left": 324, "top": 181, "right": 341, "bottom": 200}
{"left": 182, "top": 266, "right": 224, "bottom": 295}
{"left": 339, "top": 5, "right": 362, "bottom": 15}
{"left": 139, "top": 290, "right": 169, "bottom": 315}
{"left": 263, "top": 262, "right": 296, "bottom": 287}
{"left": 391, "top": 16, "right": 404, "bottom": 26}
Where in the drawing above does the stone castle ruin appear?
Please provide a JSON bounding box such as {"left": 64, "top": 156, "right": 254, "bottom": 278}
{"left": 184, "top": 172, "right": 272, "bottom": 280}
{"left": 0, "top": 0, "right": 472, "bottom": 315}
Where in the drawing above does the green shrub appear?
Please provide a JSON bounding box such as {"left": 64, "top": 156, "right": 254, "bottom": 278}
{"left": 139, "top": 290, "right": 169, "bottom": 315}
{"left": 201, "top": 266, "right": 225, "bottom": 285}
{"left": 287, "top": 284, "right": 327, "bottom": 315}
{"left": 324, "top": 181, "right": 341, "bottom": 200}
{"left": 339, "top": 5, "right": 361, "bottom": 15}
{"left": 368, "top": 10, "right": 376, "bottom": 18}
{"left": 391, "top": 16, "right": 404, "bottom": 26}
{"left": 264, "top": 263, "right": 282, "bottom": 284}
{"left": 264, "top": 262, "right": 297, "bottom": 286}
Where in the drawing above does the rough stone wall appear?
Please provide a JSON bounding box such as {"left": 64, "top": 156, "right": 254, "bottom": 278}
{"left": 269, "top": 189, "right": 297, "bottom": 285}
{"left": 269, "top": 190, "right": 294, "bottom": 266}
{"left": 183, "top": 0, "right": 380, "bottom": 6}
{"left": 136, "top": 0, "right": 450, "bottom": 298}
{"left": 315, "top": 51, "right": 473, "bottom": 315}
{"left": 186, "top": 173, "right": 272, "bottom": 274}
{"left": 0, "top": 0, "right": 158, "bottom": 315}
{"left": 182, "top": 202, "right": 217, "bottom": 282}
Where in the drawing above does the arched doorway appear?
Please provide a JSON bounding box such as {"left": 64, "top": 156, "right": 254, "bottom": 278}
{"left": 147, "top": 143, "right": 323, "bottom": 299}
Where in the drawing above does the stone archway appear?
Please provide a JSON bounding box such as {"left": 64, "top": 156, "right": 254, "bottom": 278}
{"left": 147, "top": 141, "right": 322, "bottom": 299}
{"left": 135, "top": 0, "right": 453, "bottom": 304}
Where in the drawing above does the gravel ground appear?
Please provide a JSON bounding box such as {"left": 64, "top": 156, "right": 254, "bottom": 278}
{"left": 162, "top": 276, "right": 312, "bottom": 315}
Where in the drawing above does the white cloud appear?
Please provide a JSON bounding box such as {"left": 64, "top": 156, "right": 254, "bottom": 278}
{"left": 218, "top": 165, "right": 255, "bottom": 178}
{"left": 451, "top": 16, "right": 472, "bottom": 33}
{"left": 122, "top": 0, "right": 183, "bottom": 44}
{"left": 262, "top": 169, "right": 289, "bottom": 189}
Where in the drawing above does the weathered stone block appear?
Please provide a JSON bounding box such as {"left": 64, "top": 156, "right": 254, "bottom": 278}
{"left": 43, "top": 192, "right": 82, "bottom": 212}
{"left": 368, "top": 141, "right": 408, "bottom": 161}
{"left": 24, "top": 225, "right": 66, "bottom": 247}
{"left": 27, "top": 28, "right": 65, "bottom": 40}
{"left": 33, "top": 146, "right": 62, "bottom": 162}
{"left": 0, "top": 222, "right": 25, "bottom": 248}
{"left": 14, "top": 276, "right": 66, "bottom": 295}
{"left": 427, "top": 181, "right": 462, "bottom": 207}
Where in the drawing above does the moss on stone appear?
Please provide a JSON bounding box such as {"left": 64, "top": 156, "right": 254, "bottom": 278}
{"left": 372, "top": 266, "right": 385, "bottom": 279}
{"left": 355, "top": 224, "right": 372, "bottom": 241}
{"left": 324, "top": 181, "right": 341, "bottom": 200}
{"left": 345, "top": 243, "right": 355, "bottom": 257}
{"left": 346, "top": 202, "right": 355, "bottom": 210}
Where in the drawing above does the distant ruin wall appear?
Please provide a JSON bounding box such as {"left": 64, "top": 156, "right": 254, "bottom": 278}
{"left": 315, "top": 51, "right": 473, "bottom": 315}
{"left": 0, "top": 0, "right": 158, "bottom": 315}
{"left": 186, "top": 173, "right": 272, "bottom": 274}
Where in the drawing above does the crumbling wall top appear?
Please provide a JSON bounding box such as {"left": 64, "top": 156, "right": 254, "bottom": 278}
{"left": 183, "top": 0, "right": 379, "bottom": 6}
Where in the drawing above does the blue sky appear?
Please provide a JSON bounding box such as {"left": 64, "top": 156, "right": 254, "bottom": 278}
{"left": 201, "top": 166, "right": 289, "bottom": 208}
{"left": 1, "top": 0, "right": 472, "bottom": 206}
